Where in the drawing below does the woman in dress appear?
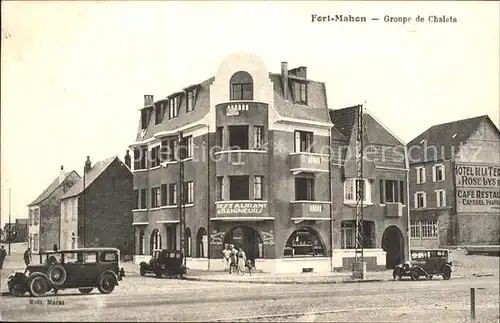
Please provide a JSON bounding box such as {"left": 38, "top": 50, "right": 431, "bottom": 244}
{"left": 237, "top": 247, "right": 246, "bottom": 275}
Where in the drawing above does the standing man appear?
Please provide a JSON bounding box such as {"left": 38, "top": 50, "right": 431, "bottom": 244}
{"left": 222, "top": 244, "right": 231, "bottom": 272}
{"left": 0, "top": 245, "right": 6, "bottom": 269}
{"left": 23, "top": 247, "right": 32, "bottom": 267}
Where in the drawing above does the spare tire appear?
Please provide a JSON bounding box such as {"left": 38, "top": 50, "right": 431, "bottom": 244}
{"left": 47, "top": 265, "right": 67, "bottom": 287}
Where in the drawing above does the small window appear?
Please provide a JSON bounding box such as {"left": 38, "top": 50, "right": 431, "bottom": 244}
{"left": 140, "top": 189, "right": 147, "bottom": 209}
{"left": 84, "top": 252, "right": 97, "bottom": 264}
{"left": 217, "top": 177, "right": 224, "bottom": 201}
{"left": 169, "top": 184, "right": 177, "bottom": 205}
{"left": 151, "top": 187, "right": 161, "bottom": 208}
{"left": 294, "top": 131, "right": 313, "bottom": 153}
{"left": 230, "top": 71, "right": 253, "bottom": 101}
{"left": 185, "top": 181, "right": 194, "bottom": 204}
{"left": 416, "top": 166, "right": 426, "bottom": 184}
{"left": 161, "top": 184, "right": 168, "bottom": 206}
{"left": 295, "top": 177, "right": 314, "bottom": 200}
{"left": 151, "top": 146, "right": 160, "bottom": 168}
{"left": 169, "top": 96, "right": 179, "bottom": 119}
{"left": 415, "top": 192, "right": 426, "bottom": 208}
{"left": 101, "top": 252, "right": 117, "bottom": 262}
{"left": 433, "top": 164, "right": 445, "bottom": 182}
{"left": 293, "top": 82, "right": 307, "bottom": 104}
{"left": 216, "top": 127, "right": 224, "bottom": 148}
{"left": 155, "top": 104, "right": 164, "bottom": 125}
{"left": 133, "top": 190, "right": 139, "bottom": 209}
{"left": 253, "top": 126, "right": 264, "bottom": 150}
{"left": 186, "top": 90, "right": 195, "bottom": 112}
{"left": 254, "top": 176, "right": 263, "bottom": 200}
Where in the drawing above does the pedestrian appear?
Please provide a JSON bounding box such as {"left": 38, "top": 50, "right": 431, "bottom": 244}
{"left": 222, "top": 244, "right": 231, "bottom": 272}
{"left": 229, "top": 244, "right": 238, "bottom": 274}
{"left": 23, "top": 247, "right": 32, "bottom": 267}
{"left": 237, "top": 247, "right": 246, "bottom": 275}
{"left": 0, "top": 245, "right": 6, "bottom": 269}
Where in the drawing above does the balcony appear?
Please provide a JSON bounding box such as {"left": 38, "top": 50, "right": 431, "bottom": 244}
{"left": 132, "top": 210, "right": 148, "bottom": 225}
{"left": 290, "top": 201, "right": 331, "bottom": 224}
{"left": 150, "top": 206, "right": 181, "bottom": 224}
{"left": 383, "top": 202, "right": 404, "bottom": 218}
{"left": 211, "top": 201, "right": 273, "bottom": 221}
{"left": 214, "top": 150, "right": 268, "bottom": 175}
{"left": 289, "top": 153, "right": 329, "bottom": 175}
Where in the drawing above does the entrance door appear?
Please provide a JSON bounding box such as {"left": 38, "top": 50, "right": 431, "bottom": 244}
{"left": 224, "top": 226, "right": 263, "bottom": 265}
{"left": 381, "top": 225, "right": 404, "bottom": 269}
{"left": 167, "top": 225, "right": 176, "bottom": 250}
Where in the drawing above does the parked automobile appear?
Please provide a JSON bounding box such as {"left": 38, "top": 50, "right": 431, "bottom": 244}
{"left": 393, "top": 249, "right": 452, "bottom": 281}
{"left": 139, "top": 249, "right": 187, "bottom": 278}
{"left": 7, "top": 248, "right": 125, "bottom": 297}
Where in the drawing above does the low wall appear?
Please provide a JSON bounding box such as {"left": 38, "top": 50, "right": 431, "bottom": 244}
{"left": 331, "top": 249, "right": 386, "bottom": 271}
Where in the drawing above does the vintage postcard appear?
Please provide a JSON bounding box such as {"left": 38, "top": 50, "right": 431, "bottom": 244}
{"left": 1, "top": 1, "right": 499, "bottom": 322}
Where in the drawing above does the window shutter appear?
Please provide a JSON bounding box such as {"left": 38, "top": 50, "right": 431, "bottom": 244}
{"left": 414, "top": 193, "right": 418, "bottom": 208}
{"left": 416, "top": 168, "right": 421, "bottom": 184}
{"left": 435, "top": 190, "right": 440, "bottom": 207}
{"left": 442, "top": 191, "right": 446, "bottom": 207}
{"left": 379, "top": 180, "right": 385, "bottom": 203}
{"left": 294, "top": 131, "right": 301, "bottom": 152}
{"left": 423, "top": 192, "right": 427, "bottom": 208}
{"left": 432, "top": 166, "right": 436, "bottom": 182}
{"left": 441, "top": 166, "right": 446, "bottom": 181}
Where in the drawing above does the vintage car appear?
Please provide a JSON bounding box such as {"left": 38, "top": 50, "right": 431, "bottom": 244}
{"left": 7, "top": 248, "right": 125, "bottom": 297}
{"left": 393, "top": 249, "right": 452, "bottom": 281}
{"left": 139, "top": 249, "right": 187, "bottom": 278}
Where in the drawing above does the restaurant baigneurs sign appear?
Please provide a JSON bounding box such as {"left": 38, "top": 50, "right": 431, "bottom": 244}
{"left": 455, "top": 164, "right": 500, "bottom": 213}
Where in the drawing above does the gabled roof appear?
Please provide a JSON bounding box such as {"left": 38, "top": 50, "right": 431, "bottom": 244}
{"left": 407, "top": 115, "right": 497, "bottom": 163}
{"left": 61, "top": 156, "right": 121, "bottom": 200}
{"left": 329, "top": 106, "right": 403, "bottom": 146}
{"left": 28, "top": 171, "right": 80, "bottom": 206}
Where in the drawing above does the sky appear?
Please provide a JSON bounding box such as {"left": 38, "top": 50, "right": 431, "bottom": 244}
{"left": 1, "top": 1, "right": 499, "bottom": 226}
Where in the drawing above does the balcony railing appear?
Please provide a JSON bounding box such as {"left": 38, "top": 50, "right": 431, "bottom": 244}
{"left": 289, "top": 152, "right": 329, "bottom": 175}
{"left": 211, "top": 200, "right": 273, "bottom": 221}
{"left": 383, "top": 202, "right": 404, "bottom": 218}
{"left": 290, "top": 201, "right": 331, "bottom": 223}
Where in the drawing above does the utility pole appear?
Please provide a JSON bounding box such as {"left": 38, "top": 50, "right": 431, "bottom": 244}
{"left": 178, "top": 131, "right": 186, "bottom": 266}
{"left": 8, "top": 187, "right": 11, "bottom": 255}
{"left": 353, "top": 103, "right": 366, "bottom": 279}
{"left": 82, "top": 164, "right": 86, "bottom": 249}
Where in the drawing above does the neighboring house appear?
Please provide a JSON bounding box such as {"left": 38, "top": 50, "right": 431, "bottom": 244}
{"left": 27, "top": 166, "right": 80, "bottom": 252}
{"left": 330, "top": 106, "right": 409, "bottom": 270}
{"left": 59, "top": 155, "right": 134, "bottom": 257}
{"left": 129, "top": 52, "right": 409, "bottom": 273}
{"left": 407, "top": 115, "right": 500, "bottom": 248}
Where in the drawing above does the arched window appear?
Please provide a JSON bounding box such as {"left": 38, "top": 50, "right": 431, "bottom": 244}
{"left": 229, "top": 71, "right": 253, "bottom": 101}
{"left": 150, "top": 229, "right": 162, "bottom": 255}
{"left": 139, "top": 229, "right": 145, "bottom": 255}
{"left": 185, "top": 228, "right": 192, "bottom": 257}
{"left": 196, "top": 227, "right": 208, "bottom": 258}
{"left": 284, "top": 227, "right": 325, "bottom": 257}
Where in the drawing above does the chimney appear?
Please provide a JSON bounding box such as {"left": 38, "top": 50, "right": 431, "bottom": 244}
{"left": 281, "top": 62, "right": 288, "bottom": 100}
{"left": 84, "top": 156, "right": 92, "bottom": 173}
{"left": 144, "top": 94, "right": 154, "bottom": 107}
{"left": 59, "top": 166, "right": 65, "bottom": 184}
{"left": 124, "top": 150, "right": 131, "bottom": 169}
{"left": 297, "top": 66, "right": 307, "bottom": 79}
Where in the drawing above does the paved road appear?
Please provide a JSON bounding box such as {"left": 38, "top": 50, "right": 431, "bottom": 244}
{"left": 1, "top": 276, "right": 499, "bottom": 322}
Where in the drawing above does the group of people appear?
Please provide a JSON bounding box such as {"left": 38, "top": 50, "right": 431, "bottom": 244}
{"left": 222, "top": 244, "right": 252, "bottom": 275}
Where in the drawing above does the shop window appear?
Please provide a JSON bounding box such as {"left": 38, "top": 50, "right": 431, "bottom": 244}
{"left": 410, "top": 220, "right": 438, "bottom": 238}
{"left": 340, "top": 220, "right": 376, "bottom": 249}
{"left": 230, "top": 71, "right": 253, "bottom": 101}
{"left": 410, "top": 220, "right": 420, "bottom": 238}
{"left": 284, "top": 227, "right": 325, "bottom": 257}
{"left": 229, "top": 176, "right": 249, "bottom": 200}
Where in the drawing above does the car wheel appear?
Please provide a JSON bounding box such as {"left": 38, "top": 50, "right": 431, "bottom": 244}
{"left": 392, "top": 268, "right": 402, "bottom": 281}
{"left": 443, "top": 267, "right": 452, "bottom": 280}
{"left": 98, "top": 274, "right": 116, "bottom": 294}
{"left": 47, "top": 265, "right": 67, "bottom": 287}
{"left": 9, "top": 284, "right": 26, "bottom": 297}
{"left": 140, "top": 266, "right": 146, "bottom": 276}
{"left": 78, "top": 288, "right": 93, "bottom": 294}
{"left": 28, "top": 276, "right": 48, "bottom": 297}
{"left": 410, "top": 269, "right": 420, "bottom": 281}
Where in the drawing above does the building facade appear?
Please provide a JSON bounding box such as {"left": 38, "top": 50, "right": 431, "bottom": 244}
{"left": 27, "top": 166, "right": 80, "bottom": 252}
{"left": 408, "top": 115, "right": 500, "bottom": 248}
{"left": 130, "top": 52, "right": 409, "bottom": 273}
{"left": 59, "top": 155, "right": 134, "bottom": 257}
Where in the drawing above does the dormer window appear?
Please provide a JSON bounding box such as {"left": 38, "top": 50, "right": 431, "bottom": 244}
{"left": 187, "top": 90, "right": 195, "bottom": 113}
{"left": 230, "top": 71, "right": 253, "bottom": 101}
{"left": 155, "top": 103, "right": 165, "bottom": 125}
{"left": 141, "top": 109, "right": 150, "bottom": 129}
{"left": 292, "top": 82, "right": 307, "bottom": 105}
{"left": 169, "top": 96, "right": 179, "bottom": 119}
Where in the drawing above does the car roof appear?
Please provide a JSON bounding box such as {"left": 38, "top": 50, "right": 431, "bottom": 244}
{"left": 39, "top": 248, "right": 120, "bottom": 254}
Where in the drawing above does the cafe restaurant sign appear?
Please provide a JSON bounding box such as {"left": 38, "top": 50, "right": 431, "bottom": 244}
{"left": 455, "top": 164, "right": 500, "bottom": 213}
{"left": 216, "top": 203, "right": 267, "bottom": 216}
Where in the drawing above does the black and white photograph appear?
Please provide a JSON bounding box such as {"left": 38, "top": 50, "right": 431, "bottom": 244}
{"left": 1, "top": 1, "right": 499, "bottom": 322}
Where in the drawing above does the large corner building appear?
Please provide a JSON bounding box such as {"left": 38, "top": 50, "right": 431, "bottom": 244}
{"left": 130, "top": 52, "right": 410, "bottom": 273}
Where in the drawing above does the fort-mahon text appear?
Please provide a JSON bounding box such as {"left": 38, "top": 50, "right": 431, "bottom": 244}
{"left": 311, "top": 14, "right": 458, "bottom": 23}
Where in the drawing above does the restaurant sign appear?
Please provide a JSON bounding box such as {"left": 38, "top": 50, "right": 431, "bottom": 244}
{"left": 216, "top": 203, "right": 267, "bottom": 216}
{"left": 455, "top": 164, "right": 500, "bottom": 213}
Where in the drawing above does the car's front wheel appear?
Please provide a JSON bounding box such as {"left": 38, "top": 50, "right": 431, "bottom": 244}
{"left": 392, "top": 268, "right": 402, "bottom": 281}
{"left": 28, "top": 276, "right": 48, "bottom": 297}
{"left": 98, "top": 274, "right": 117, "bottom": 294}
{"left": 410, "top": 269, "right": 420, "bottom": 281}
{"left": 140, "top": 265, "right": 146, "bottom": 276}
{"left": 78, "top": 288, "right": 93, "bottom": 294}
{"left": 443, "top": 267, "right": 452, "bottom": 280}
